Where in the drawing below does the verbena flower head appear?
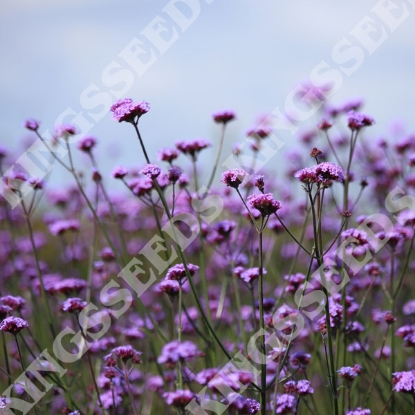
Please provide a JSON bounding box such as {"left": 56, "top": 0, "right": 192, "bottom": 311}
{"left": 49, "top": 219, "right": 80, "bottom": 236}
{"left": 337, "top": 365, "right": 362, "bottom": 382}
{"left": 347, "top": 111, "right": 375, "bottom": 130}
{"left": 315, "top": 162, "right": 345, "bottom": 182}
{"left": 346, "top": 408, "right": 371, "bottom": 415}
{"left": 140, "top": 164, "right": 161, "bottom": 178}
{"left": 294, "top": 162, "right": 344, "bottom": 185}
{"left": 157, "top": 340, "right": 203, "bottom": 366}
{"left": 318, "top": 119, "right": 332, "bottom": 130}
{"left": 221, "top": 169, "right": 247, "bottom": 189}
{"left": 212, "top": 110, "right": 236, "bottom": 124}
{"left": 24, "top": 118, "right": 40, "bottom": 131}
{"left": 296, "top": 380, "right": 314, "bottom": 395}
{"left": 1, "top": 295, "right": 26, "bottom": 311}
{"left": 61, "top": 297, "right": 87, "bottom": 313}
{"left": 248, "top": 193, "right": 282, "bottom": 216}
{"left": 166, "top": 263, "right": 199, "bottom": 282}
{"left": 55, "top": 124, "right": 77, "bottom": 139}
{"left": 110, "top": 98, "right": 150, "bottom": 123}
{"left": 128, "top": 177, "right": 153, "bottom": 196}
{"left": 163, "top": 389, "right": 195, "bottom": 408}
{"left": 167, "top": 166, "right": 182, "bottom": 183}
{"left": 275, "top": 393, "right": 296, "bottom": 414}
{"left": 47, "top": 278, "right": 87, "bottom": 295}
{"left": 0, "top": 316, "right": 29, "bottom": 334}
{"left": 77, "top": 136, "right": 97, "bottom": 152}
{"left": 246, "top": 126, "right": 272, "bottom": 139}
{"left": 175, "top": 139, "right": 211, "bottom": 159}
{"left": 158, "top": 147, "right": 179, "bottom": 163}
{"left": 240, "top": 267, "right": 267, "bottom": 283}
{"left": 254, "top": 175, "right": 265, "bottom": 192}
{"left": 392, "top": 370, "right": 415, "bottom": 393}
{"left": 222, "top": 392, "right": 260, "bottom": 414}
{"left": 105, "top": 345, "right": 142, "bottom": 364}
{"left": 111, "top": 166, "right": 128, "bottom": 179}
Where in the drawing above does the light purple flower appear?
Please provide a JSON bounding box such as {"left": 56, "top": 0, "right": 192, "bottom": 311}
{"left": 0, "top": 316, "right": 29, "bottom": 334}
{"left": 140, "top": 164, "right": 161, "bottom": 178}
{"left": 392, "top": 371, "right": 415, "bottom": 393}
{"left": 221, "top": 169, "right": 247, "bottom": 189}
{"left": 248, "top": 193, "right": 282, "bottom": 216}
{"left": 212, "top": 110, "right": 236, "bottom": 124}
{"left": 110, "top": 98, "right": 150, "bottom": 123}
{"left": 111, "top": 166, "right": 129, "bottom": 179}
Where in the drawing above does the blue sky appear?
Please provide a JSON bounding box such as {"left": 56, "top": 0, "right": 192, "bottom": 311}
{"left": 1, "top": 0, "right": 415, "bottom": 190}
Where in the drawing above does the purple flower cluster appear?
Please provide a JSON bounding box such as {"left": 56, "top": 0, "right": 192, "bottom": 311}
{"left": 221, "top": 168, "right": 248, "bottom": 189}
{"left": 110, "top": 98, "right": 150, "bottom": 123}
{"left": 392, "top": 370, "right": 415, "bottom": 393}
{"left": 294, "top": 161, "right": 344, "bottom": 184}
{"left": 248, "top": 193, "right": 282, "bottom": 216}
{"left": 0, "top": 316, "right": 29, "bottom": 334}
{"left": 157, "top": 340, "right": 203, "bottom": 366}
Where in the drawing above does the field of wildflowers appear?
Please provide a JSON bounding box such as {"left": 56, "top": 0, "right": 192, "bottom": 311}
{"left": 1, "top": 96, "right": 415, "bottom": 415}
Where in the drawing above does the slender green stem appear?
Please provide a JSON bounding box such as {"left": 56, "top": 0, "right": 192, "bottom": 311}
{"left": 78, "top": 321, "right": 105, "bottom": 413}
{"left": 177, "top": 285, "right": 183, "bottom": 390}
{"left": 364, "top": 325, "right": 389, "bottom": 407}
{"left": 206, "top": 123, "right": 226, "bottom": 192}
{"left": 258, "top": 228, "right": 266, "bottom": 415}
{"left": 21, "top": 200, "right": 56, "bottom": 339}
{"left": 390, "top": 249, "right": 396, "bottom": 414}
{"left": 2, "top": 332, "right": 11, "bottom": 386}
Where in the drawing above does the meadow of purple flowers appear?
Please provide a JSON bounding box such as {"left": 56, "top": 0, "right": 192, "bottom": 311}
{"left": 1, "top": 97, "right": 415, "bottom": 415}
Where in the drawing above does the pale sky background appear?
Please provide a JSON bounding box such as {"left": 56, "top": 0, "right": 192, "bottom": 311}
{"left": 1, "top": 0, "right": 415, "bottom": 192}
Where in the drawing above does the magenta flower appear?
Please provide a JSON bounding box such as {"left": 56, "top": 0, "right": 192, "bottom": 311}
{"left": 128, "top": 177, "right": 153, "bottom": 196}
{"left": 47, "top": 278, "right": 87, "bottom": 295}
{"left": 347, "top": 111, "right": 375, "bottom": 130}
{"left": 346, "top": 409, "right": 371, "bottom": 415}
{"left": 246, "top": 126, "right": 272, "bottom": 139}
{"left": 55, "top": 124, "right": 77, "bottom": 139}
{"left": 163, "top": 390, "right": 195, "bottom": 408}
{"left": 338, "top": 365, "right": 362, "bottom": 382}
{"left": 158, "top": 147, "right": 179, "bottom": 163}
{"left": 1, "top": 295, "right": 26, "bottom": 311}
{"left": 248, "top": 193, "right": 282, "bottom": 216}
{"left": 222, "top": 392, "right": 260, "bottom": 414}
{"left": 166, "top": 263, "right": 199, "bottom": 281}
{"left": 110, "top": 98, "right": 150, "bottom": 123}
{"left": 61, "top": 297, "right": 87, "bottom": 313}
{"left": 316, "top": 162, "right": 345, "bottom": 182}
{"left": 221, "top": 168, "right": 247, "bottom": 189}
{"left": 275, "top": 393, "right": 296, "bottom": 414}
{"left": 318, "top": 119, "right": 332, "bottom": 130}
{"left": 105, "top": 345, "right": 142, "bottom": 365}
{"left": 392, "top": 371, "right": 415, "bottom": 393}
{"left": 296, "top": 380, "right": 314, "bottom": 396}
{"left": 167, "top": 166, "right": 182, "bottom": 183}
{"left": 24, "top": 118, "right": 40, "bottom": 131}
{"left": 175, "top": 139, "right": 211, "bottom": 159}
{"left": 254, "top": 175, "right": 265, "bottom": 192}
{"left": 157, "top": 340, "right": 203, "bottom": 366}
{"left": 240, "top": 267, "right": 267, "bottom": 283}
{"left": 140, "top": 164, "right": 161, "bottom": 178}
{"left": 0, "top": 316, "right": 29, "bottom": 334}
{"left": 111, "top": 166, "right": 129, "bottom": 179}
{"left": 157, "top": 279, "right": 181, "bottom": 295}
{"left": 212, "top": 110, "right": 236, "bottom": 124}
{"left": 294, "top": 162, "right": 344, "bottom": 185}
{"left": 48, "top": 219, "right": 80, "bottom": 236}
{"left": 77, "top": 136, "right": 97, "bottom": 152}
